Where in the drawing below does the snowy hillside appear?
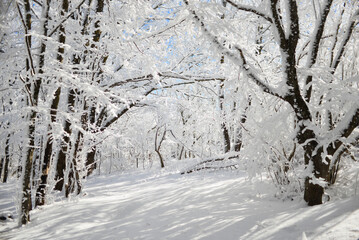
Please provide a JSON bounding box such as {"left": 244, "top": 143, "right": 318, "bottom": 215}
{"left": 1, "top": 169, "right": 359, "bottom": 240}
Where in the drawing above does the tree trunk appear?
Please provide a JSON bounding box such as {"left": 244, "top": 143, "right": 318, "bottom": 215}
{"left": 71, "top": 130, "right": 83, "bottom": 194}
{"left": 86, "top": 146, "right": 97, "bottom": 176}
{"left": 55, "top": 89, "right": 75, "bottom": 191}
{"left": 303, "top": 144, "right": 328, "bottom": 205}
{"left": 155, "top": 127, "right": 166, "bottom": 168}
{"left": 36, "top": 87, "right": 60, "bottom": 206}
{"left": 21, "top": 147, "right": 34, "bottom": 225}
{"left": 218, "top": 81, "right": 230, "bottom": 153}
{"left": 84, "top": 0, "right": 106, "bottom": 176}
{"left": 85, "top": 105, "right": 97, "bottom": 176}
{"left": 0, "top": 157, "right": 3, "bottom": 181}
{"left": 65, "top": 144, "right": 81, "bottom": 198}
{"left": 2, "top": 135, "right": 10, "bottom": 183}
{"left": 20, "top": 0, "right": 37, "bottom": 225}
{"left": 53, "top": 0, "right": 69, "bottom": 192}
{"left": 234, "top": 96, "right": 251, "bottom": 152}
{"left": 302, "top": 107, "right": 359, "bottom": 205}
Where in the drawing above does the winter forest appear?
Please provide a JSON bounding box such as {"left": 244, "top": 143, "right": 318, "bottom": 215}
{"left": 0, "top": 0, "right": 359, "bottom": 239}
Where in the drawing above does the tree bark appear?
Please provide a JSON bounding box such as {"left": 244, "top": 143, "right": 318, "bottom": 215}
{"left": 55, "top": 89, "right": 75, "bottom": 191}
{"left": 85, "top": 0, "right": 106, "bottom": 175}
{"left": 34, "top": 0, "right": 52, "bottom": 206}
{"left": 53, "top": 0, "right": 69, "bottom": 192}
{"left": 218, "top": 81, "right": 231, "bottom": 153}
{"left": 2, "top": 135, "right": 10, "bottom": 183}
{"left": 20, "top": 0, "right": 37, "bottom": 225}
{"left": 36, "top": 87, "right": 60, "bottom": 206}
{"left": 86, "top": 146, "right": 97, "bottom": 175}
{"left": 0, "top": 157, "right": 3, "bottom": 181}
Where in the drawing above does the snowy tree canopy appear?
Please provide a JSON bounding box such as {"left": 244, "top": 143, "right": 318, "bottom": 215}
{"left": 0, "top": 0, "right": 358, "bottom": 229}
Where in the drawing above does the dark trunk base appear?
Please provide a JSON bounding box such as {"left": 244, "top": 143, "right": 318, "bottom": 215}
{"left": 36, "top": 175, "right": 48, "bottom": 206}
{"left": 304, "top": 178, "right": 324, "bottom": 206}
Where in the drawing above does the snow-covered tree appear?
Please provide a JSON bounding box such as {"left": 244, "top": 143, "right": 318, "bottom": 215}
{"left": 183, "top": 0, "right": 359, "bottom": 205}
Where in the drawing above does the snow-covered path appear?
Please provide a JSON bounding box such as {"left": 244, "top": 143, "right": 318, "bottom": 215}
{"left": 1, "top": 171, "right": 359, "bottom": 240}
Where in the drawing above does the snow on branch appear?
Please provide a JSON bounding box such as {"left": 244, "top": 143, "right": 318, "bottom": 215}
{"left": 180, "top": 152, "right": 240, "bottom": 175}
{"left": 48, "top": 0, "right": 87, "bottom": 37}
{"left": 101, "top": 73, "right": 225, "bottom": 130}
{"left": 100, "top": 88, "right": 153, "bottom": 131}
{"left": 107, "top": 72, "right": 225, "bottom": 89}
{"left": 224, "top": 0, "right": 273, "bottom": 23}
{"left": 108, "top": 74, "right": 154, "bottom": 88}
{"left": 331, "top": 9, "right": 359, "bottom": 73}
{"left": 331, "top": 106, "right": 359, "bottom": 140}
{"left": 234, "top": 46, "right": 285, "bottom": 100}
{"left": 304, "top": 0, "right": 334, "bottom": 102}
{"left": 160, "top": 72, "right": 225, "bottom": 82}
{"left": 137, "top": 18, "right": 187, "bottom": 40}
{"left": 183, "top": 0, "right": 284, "bottom": 100}
{"left": 269, "top": 0, "right": 286, "bottom": 49}
{"left": 321, "top": 106, "right": 359, "bottom": 159}
{"left": 16, "top": 2, "right": 35, "bottom": 76}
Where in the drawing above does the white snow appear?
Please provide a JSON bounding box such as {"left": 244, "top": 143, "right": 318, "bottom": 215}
{"left": 1, "top": 169, "right": 359, "bottom": 240}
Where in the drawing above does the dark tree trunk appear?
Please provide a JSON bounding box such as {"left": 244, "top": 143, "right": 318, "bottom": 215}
{"left": 86, "top": 146, "right": 97, "bottom": 176}
{"left": 20, "top": 0, "right": 37, "bottom": 225}
{"left": 218, "top": 81, "right": 230, "bottom": 153}
{"left": 234, "top": 96, "right": 251, "bottom": 152}
{"left": 2, "top": 135, "right": 11, "bottom": 183}
{"left": 53, "top": 0, "right": 69, "bottom": 192}
{"left": 218, "top": 0, "right": 230, "bottom": 153}
{"left": 65, "top": 151, "right": 81, "bottom": 198}
{"left": 0, "top": 157, "right": 3, "bottom": 181}
{"left": 34, "top": 0, "right": 54, "bottom": 203}
{"left": 85, "top": 105, "right": 97, "bottom": 176}
{"left": 155, "top": 149, "right": 165, "bottom": 168}
{"left": 155, "top": 127, "right": 166, "bottom": 168}
{"left": 71, "top": 130, "right": 83, "bottom": 194}
{"left": 85, "top": 0, "right": 106, "bottom": 176}
{"left": 36, "top": 87, "right": 60, "bottom": 206}
{"left": 55, "top": 89, "right": 75, "bottom": 191}
{"left": 65, "top": 102, "right": 86, "bottom": 196}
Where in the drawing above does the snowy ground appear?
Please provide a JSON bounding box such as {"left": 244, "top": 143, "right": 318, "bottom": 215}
{"left": 1, "top": 169, "right": 359, "bottom": 240}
